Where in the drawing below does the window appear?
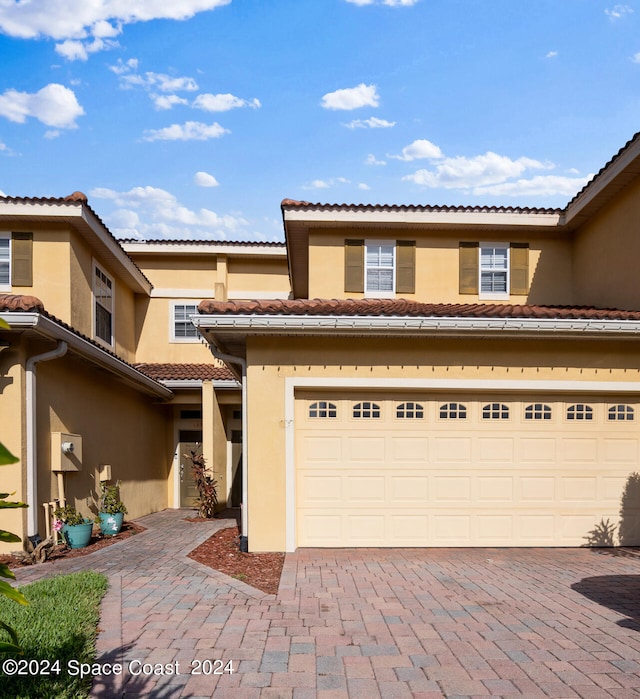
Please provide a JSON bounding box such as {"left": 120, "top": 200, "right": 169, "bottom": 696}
{"left": 482, "top": 403, "right": 509, "bottom": 420}
{"left": 94, "top": 264, "right": 113, "bottom": 346}
{"left": 524, "top": 403, "right": 552, "bottom": 420}
{"left": 172, "top": 303, "right": 199, "bottom": 341}
{"left": 344, "top": 239, "right": 415, "bottom": 295}
{"left": 396, "top": 402, "right": 424, "bottom": 419}
{"left": 365, "top": 241, "right": 395, "bottom": 294}
{"left": 309, "top": 401, "right": 337, "bottom": 418}
{"left": 608, "top": 405, "right": 634, "bottom": 421}
{"left": 567, "top": 404, "right": 593, "bottom": 420}
{"left": 439, "top": 402, "right": 467, "bottom": 419}
{"left": 0, "top": 235, "right": 9, "bottom": 288}
{"left": 353, "top": 402, "right": 381, "bottom": 418}
{"left": 480, "top": 244, "right": 509, "bottom": 297}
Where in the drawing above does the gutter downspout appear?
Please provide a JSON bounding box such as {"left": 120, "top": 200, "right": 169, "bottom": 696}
{"left": 207, "top": 345, "right": 249, "bottom": 552}
{"left": 26, "top": 341, "right": 68, "bottom": 543}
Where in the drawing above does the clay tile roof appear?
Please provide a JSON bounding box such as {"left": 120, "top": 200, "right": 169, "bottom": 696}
{"left": 280, "top": 199, "right": 562, "bottom": 215}
{"left": 0, "top": 293, "right": 45, "bottom": 312}
{"left": 197, "top": 298, "right": 640, "bottom": 321}
{"left": 134, "top": 363, "right": 236, "bottom": 381}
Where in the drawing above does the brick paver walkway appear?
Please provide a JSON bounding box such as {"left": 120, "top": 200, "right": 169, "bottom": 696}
{"left": 13, "top": 509, "right": 640, "bottom": 698}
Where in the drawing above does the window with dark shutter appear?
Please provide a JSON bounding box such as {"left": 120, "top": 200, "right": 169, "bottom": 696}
{"left": 459, "top": 242, "right": 479, "bottom": 294}
{"left": 396, "top": 240, "right": 415, "bottom": 294}
{"left": 510, "top": 243, "right": 529, "bottom": 295}
{"left": 11, "top": 232, "right": 32, "bottom": 287}
{"left": 344, "top": 239, "right": 364, "bottom": 292}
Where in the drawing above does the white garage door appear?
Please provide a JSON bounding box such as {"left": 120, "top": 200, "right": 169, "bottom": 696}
{"left": 295, "top": 392, "right": 640, "bottom": 547}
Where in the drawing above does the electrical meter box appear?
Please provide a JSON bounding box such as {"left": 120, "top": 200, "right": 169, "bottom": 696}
{"left": 51, "top": 432, "right": 83, "bottom": 472}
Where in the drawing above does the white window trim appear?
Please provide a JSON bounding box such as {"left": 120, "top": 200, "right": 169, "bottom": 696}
{"left": 170, "top": 301, "right": 200, "bottom": 343}
{"left": 479, "top": 242, "right": 509, "bottom": 300}
{"left": 364, "top": 239, "right": 396, "bottom": 298}
{"left": 93, "top": 261, "right": 114, "bottom": 348}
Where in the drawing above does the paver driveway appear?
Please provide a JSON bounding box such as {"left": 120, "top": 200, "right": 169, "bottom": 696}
{"left": 13, "top": 510, "right": 640, "bottom": 698}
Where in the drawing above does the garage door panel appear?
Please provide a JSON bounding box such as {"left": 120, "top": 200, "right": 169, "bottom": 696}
{"left": 295, "top": 394, "right": 640, "bottom": 547}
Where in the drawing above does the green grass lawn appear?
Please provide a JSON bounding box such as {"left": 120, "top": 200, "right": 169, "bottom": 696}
{"left": 0, "top": 570, "right": 109, "bottom": 699}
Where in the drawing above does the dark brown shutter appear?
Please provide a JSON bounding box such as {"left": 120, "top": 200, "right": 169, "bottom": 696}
{"left": 510, "top": 243, "right": 529, "bottom": 295}
{"left": 344, "top": 239, "right": 364, "bottom": 293}
{"left": 11, "top": 232, "right": 32, "bottom": 287}
{"left": 459, "top": 242, "right": 479, "bottom": 294}
{"left": 396, "top": 240, "right": 415, "bottom": 294}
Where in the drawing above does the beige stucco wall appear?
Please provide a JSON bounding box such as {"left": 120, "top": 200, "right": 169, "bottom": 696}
{"left": 227, "top": 258, "right": 290, "bottom": 296}
{"left": 573, "top": 177, "right": 640, "bottom": 310}
{"left": 34, "top": 351, "right": 170, "bottom": 537}
{"left": 306, "top": 229, "right": 574, "bottom": 305}
{"left": 245, "top": 334, "right": 640, "bottom": 551}
{"left": 131, "top": 253, "right": 218, "bottom": 291}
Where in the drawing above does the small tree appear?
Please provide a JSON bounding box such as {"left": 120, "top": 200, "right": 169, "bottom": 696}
{"left": 187, "top": 450, "right": 218, "bottom": 519}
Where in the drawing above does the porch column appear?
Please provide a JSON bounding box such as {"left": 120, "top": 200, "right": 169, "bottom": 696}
{"left": 202, "top": 380, "right": 227, "bottom": 510}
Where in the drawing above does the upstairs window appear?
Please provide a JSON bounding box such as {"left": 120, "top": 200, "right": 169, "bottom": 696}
{"left": 608, "top": 405, "right": 634, "bottom": 421}
{"left": 0, "top": 235, "right": 9, "bottom": 288}
{"left": 94, "top": 264, "right": 113, "bottom": 346}
{"left": 396, "top": 402, "right": 424, "bottom": 419}
{"left": 480, "top": 244, "right": 509, "bottom": 297}
{"left": 353, "top": 402, "right": 381, "bottom": 418}
{"left": 567, "top": 404, "right": 593, "bottom": 421}
{"left": 172, "top": 303, "right": 199, "bottom": 341}
{"left": 309, "top": 401, "right": 337, "bottom": 418}
{"left": 365, "top": 241, "right": 395, "bottom": 295}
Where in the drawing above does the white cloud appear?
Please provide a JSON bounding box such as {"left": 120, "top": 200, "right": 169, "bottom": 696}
{"left": 90, "top": 185, "right": 246, "bottom": 240}
{"left": 357, "top": 183, "right": 371, "bottom": 190}
{"left": 142, "top": 121, "right": 229, "bottom": 142}
{"left": 631, "top": 52, "right": 640, "bottom": 63}
{"left": 321, "top": 83, "right": 379, "bottom": 110}
{"left": 391, "top": 139, "right": 444, "bottom": 161}
{"left": 114, "top": 67, "right": 199, "bottom": 93}
{"left": 546, "top": 50, "right": 558, "bottom": 59}
{"left": 0, "top": 0, "right": 231, "bottom": 59}
{"left": 365, "top": 153, "right": 386, "bottom": 166}
{"left": 605, "top": 4, "right": 633, "bottom": 20}
{"left": 0, "top": 83, "right": 84, "bottom": 128}
{"left": 473, "top": 174, "right": 592, "bottom": 198}
{"left": 403, "top": 152, "right": 553, "bottom": 189}
{"left": 56, "top": 36, "right": 118, "bottom": 60}
{"left": 302, "top": 177, "right": 350, "bottom": 190}
{"left": 345, "top": 116, "right": 395, "bottom": 129}
{"left": 193, "top": 93, "right": 261, "bottom": 112}
{"left": 153, "top": 94, "right": 189, "bottom": 110}
{"left": 193, "top": 171, "right": 219, "bottom": 187}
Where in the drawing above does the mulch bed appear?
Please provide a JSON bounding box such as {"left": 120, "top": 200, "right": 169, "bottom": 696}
{"left": 0, "top": 521, "right": 145, "bottom": 569}
{"left": 187, "top": 525, "right": 285, "bottom": 595}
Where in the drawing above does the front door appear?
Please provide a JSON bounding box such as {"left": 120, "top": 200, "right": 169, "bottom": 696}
{"left": 179, "top": 431, "right": 202, "bottom": 508}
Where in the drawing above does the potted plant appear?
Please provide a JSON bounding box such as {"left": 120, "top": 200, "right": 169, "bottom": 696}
{"left": 53, "top": 505, "right": 93, "bottom": 549}
{"left": 97, "top": 481, "right": 127, "bottom": 536}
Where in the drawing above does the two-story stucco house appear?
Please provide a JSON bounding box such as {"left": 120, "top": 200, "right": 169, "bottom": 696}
{"left": 196, "top": 132, "right": 640, "bottom": 552}
{"left": 0, "top": 194, "right": 288, "bottom": 551}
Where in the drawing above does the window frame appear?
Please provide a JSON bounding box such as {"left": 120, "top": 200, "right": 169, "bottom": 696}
{"left": 524, "top": 403, "right": 552, "bottom": 421}
{"left": 364, "top": 239, "right": 396, "bottom": 298}
{"left": 566, "top": 404, "right": 593, "bottom": 421}
{"left": 0, "top": 233, "right": 10, "bottom": 291}
{"left": 439, "top": 402, "right": 468, "bottom": 420}
{"left": 352, "top": 401, "right": 381, "bottom": 419}
{"left": 396, "top": 402, "right": 424, "bottom": 419}
{"left": 608, "top": 404, "right": 634, "bottom": 421}
{"left": 93, "top": 262, "right": 114, "bottom": 348}
{"left": 309, "top": 401, "right": 338, "bottom": 419}
{"left": 479, "top": 242, "right": 510, "bottom": 300}
{"left": 482, "top": 402, "right": 510, "bottom": 420}
{"left": 171, "top": 301, "right": 200, "bottom": 343}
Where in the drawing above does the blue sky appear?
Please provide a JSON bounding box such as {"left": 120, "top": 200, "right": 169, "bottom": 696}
{"left": 0, "top": 1, "right": 639, "bottom": 241}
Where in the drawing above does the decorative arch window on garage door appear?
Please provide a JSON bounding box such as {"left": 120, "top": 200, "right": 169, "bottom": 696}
{"left": 309, "top": 401, "right": 337, "bottom": 418}
{"left": 524, "top": 403, "right": 552, "bottom": 420}
{"left": 439, "top": 402, "right": 467, "bottom": 419}
{"left": 482, "top": 403, "right": 509, "bottom": 419}
{"left": 567, "top": 404, "right": 593, "bottom": 420}
{"left": 608, "top": 404, "right": 635, "bottom": 421}
{"left": 353, "top": 402, "right": 381, "bottom": 418}
{"left": 396, "top": 402, "right": 424, "bottom": 418}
